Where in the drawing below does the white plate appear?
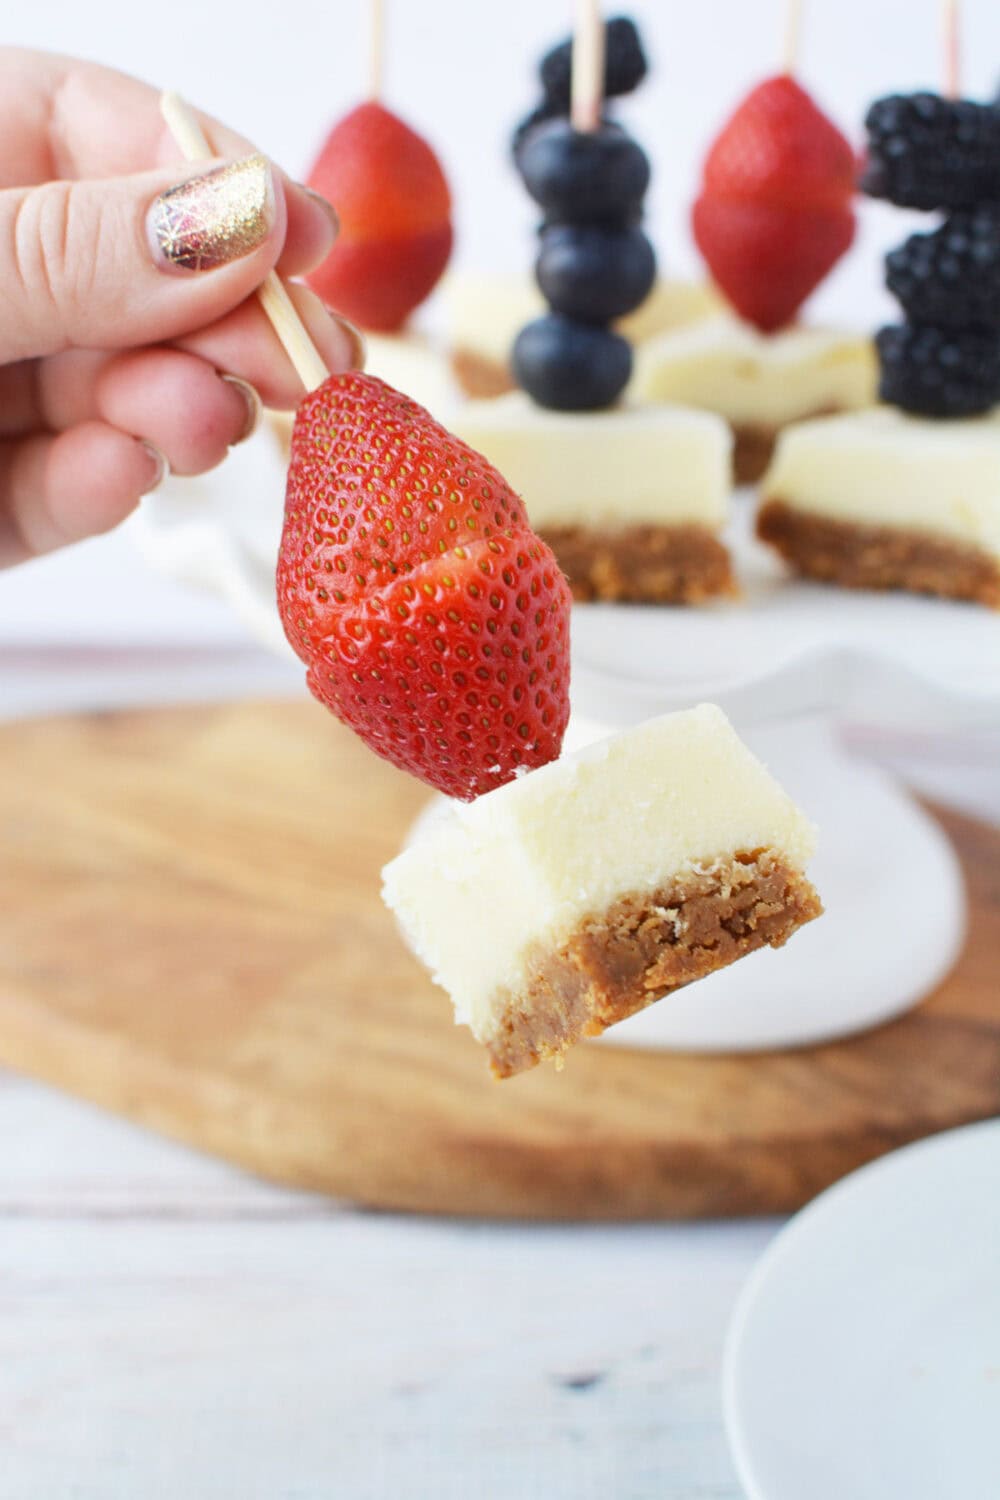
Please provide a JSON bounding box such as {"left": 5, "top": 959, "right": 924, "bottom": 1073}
{"left": 571, "top": 503, "right": 1000, "bottom": 733}
{"left": 132, "top": 425, "right": 1000, "bottom": 735}
{"left": 724, "top": 1119, "right": 1000, "bottom": 1500}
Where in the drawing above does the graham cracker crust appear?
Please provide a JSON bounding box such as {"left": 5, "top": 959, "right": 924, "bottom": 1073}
{"left": 540, "top": 523, "right": 736, "bottom": 604}
{"left": 758, "top": 500, "right": 1000, "bottom": 609}
{"left": 451, "top": 348, "right": 517, "bottom": 400}
{"left": 487, "top": 849, "right": 822, "bottom": 1078}
{"left": 733, "top": 424, "right": 780, "bottom": 485}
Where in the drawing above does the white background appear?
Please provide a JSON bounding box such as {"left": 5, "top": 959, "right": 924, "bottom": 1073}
{"left": 4, "top": 0, "right": 1000, "bottom": 649}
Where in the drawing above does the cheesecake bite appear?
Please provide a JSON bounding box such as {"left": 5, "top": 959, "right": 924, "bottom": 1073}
{"left": 758, "top": 407, "right": 1000, "bottom": 606}
{"left": 443, "top": 271, "right": 724, "bottom": 399}
{"left": 452, "top": 392, "right": 735, "bottom": 603}
{"left": 634, "top": 316, "right": 877, "bottom": 484}
{"left": 382, "top": 705, "right": 822, "bottom": 1078}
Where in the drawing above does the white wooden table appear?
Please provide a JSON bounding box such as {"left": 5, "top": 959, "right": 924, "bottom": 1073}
{"left": 3, "top": 622, "right": 998, "bottom": 1499}
{"left": 1, "top": 1071, "right": 776, "bottom": 1499}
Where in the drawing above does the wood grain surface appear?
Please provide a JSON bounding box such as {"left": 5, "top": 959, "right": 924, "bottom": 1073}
{"left": 0, "top": 700, "right": 996, "bottom": 1221}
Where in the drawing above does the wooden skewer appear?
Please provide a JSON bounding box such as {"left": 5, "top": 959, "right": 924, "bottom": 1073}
{"left": 570, "top": 0, "right": 605, "bottom": 133}
{"left": 159, "top": 91, "right": 330, "bottom": 394}
{"left": 368, "top": 0, "right": 385, "bottom": 102}
{"left": 782, "top": 0, "right": 802, "bottom": 75}
{"left": 942, "top": 0, "right": 961, "bottom": 99}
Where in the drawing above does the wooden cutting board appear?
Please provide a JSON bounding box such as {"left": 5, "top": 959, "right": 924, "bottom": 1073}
{"left": 0, "top": 700, "right": 997, "bottom": 1220}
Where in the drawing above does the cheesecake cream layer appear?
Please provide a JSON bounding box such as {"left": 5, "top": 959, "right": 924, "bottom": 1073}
{"left": 442, "top": 272, "right": 725, "bottom": 394}
{"left": 382, "top": 706, "right": 818, "bottom": 1072}
{"left": 633, "top": 316, "right": 877, "bottom": 428}
{"left": 762, "top": 406, "right": 1000, "bottom": 561}
{"left": 451, "top": 393, "right": 733, "bottom": 530}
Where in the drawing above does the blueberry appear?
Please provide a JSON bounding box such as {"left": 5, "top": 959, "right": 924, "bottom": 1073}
{"left": 511, "top": 97, "right": 564, "bottom": 163}
{"left": 536, "top": 223, "right": 656, "bottom": 322}
{"left": 516, "top": 119, "right": 651, "bottom": 225}
{"left": 513, "top": 315, "right": 632, "bottom": 410}
{"left": 539, "top": 16, "right": 648, "bottom": 109}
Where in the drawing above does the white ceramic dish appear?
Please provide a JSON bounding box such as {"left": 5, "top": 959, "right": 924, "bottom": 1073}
{"left": 724, "top": 1119, "right": 1000, "bottom": 1500}
{"left": 130, "top": 423, "right": 1000, "bottom": 735}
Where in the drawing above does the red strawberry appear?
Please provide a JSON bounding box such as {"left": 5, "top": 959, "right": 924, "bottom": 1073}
{"left": 693, "top": 75, "right": 857, "bottom": 332}
{"left": 692, "top": 198, "right": 855, "bottom": 332}
{"left": 306, "top": 102, "right": 453, "bottom": 332}
{"left": 278, "top": 374, "right": 572, "bottom": 800}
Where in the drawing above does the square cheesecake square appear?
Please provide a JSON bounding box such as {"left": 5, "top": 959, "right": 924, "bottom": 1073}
{"left": 633, "top": 315, "right": 878, "bottom": 484}
{"left": 382, "top": 705, "right": 821, "bottom": 1077}
{"left": 451, "top": 392, "right": 736, "bottom": 604}
{"left": 443, "top": 271, "right": 725, "bottom": 398}
{"left": 758, "top": 406, "right": 1000, "bottom": 608}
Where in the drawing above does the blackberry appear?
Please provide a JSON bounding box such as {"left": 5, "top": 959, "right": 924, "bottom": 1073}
{"left": 876, "top": 323, "right": 1000, "bottom": 416}
{"left": 885, "top": 207, "right": 1000, "bottom": 330}
{"left": 539, "top": 16, "right": 648, "bottom": 109}
{"left": 862, "top": 92, "right": 1000, "bottom": 210}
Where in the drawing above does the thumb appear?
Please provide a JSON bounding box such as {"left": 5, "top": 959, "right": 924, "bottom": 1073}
{"left": 1, "top": 154, "right": 294, "bottom": 363}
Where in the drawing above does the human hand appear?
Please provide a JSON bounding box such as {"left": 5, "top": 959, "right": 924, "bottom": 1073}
{"left": 0, "top": 49, "right": 361, "bottom": 568}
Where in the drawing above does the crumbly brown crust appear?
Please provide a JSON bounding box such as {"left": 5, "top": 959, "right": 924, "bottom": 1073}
{"left": 757, "top": 499, "right": 1000, "bottom": 609}
{"left": 450, "top": 348, "right": 517, "bottom": 400}
{"left": 539, "top": 523, "right": 737, "bottom": 604}
{"left": 487, "top": 849, "right": 822, "bottom": 1078}
{"left": 733, "top": 424, "right": 780, "bottom": 485}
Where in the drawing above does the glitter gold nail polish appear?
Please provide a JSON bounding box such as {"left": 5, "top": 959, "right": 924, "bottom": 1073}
{"left": 148, "top": 154, "right": 275, "bottom": 273}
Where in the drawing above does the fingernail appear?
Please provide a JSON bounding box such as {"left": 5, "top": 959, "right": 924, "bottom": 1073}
{"left": 139, "top": 441, "right": 168, "bottom": 493}
{"left": 221, "top": 374, "right": 262, "bottom": 444}
{"left": 331, "top": 313, "right": 367, "bottom": 371}
{"left": 301, "top": 186, "right": 340, "bottom": 240}
{"left": 148, "top": 154, "right": 276, "bottom": 273}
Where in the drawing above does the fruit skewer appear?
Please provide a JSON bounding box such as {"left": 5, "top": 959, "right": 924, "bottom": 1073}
{"left": 782, "top": 0, "right": 802, "bottom": 75}
{"left": 691, "top": 0, "right": 856, "bottom": 335}
{"left": 303, "top": 1, "right": 453, "bottom": 333}
{"left": 942, "top": 0, "right": 960, "bottom": 100}
{"left": 160, "top": 93, "right": 572, "bottom": 800}
{"left": 864, "top": 0, "right": 1000, "bottom": 416}
{"left": 368, "top": 0, "right": 385, "bottom": 102}
{"left": 570, "top": 0, "right": 605, "bottom": 132}
{"left": 512, "top": 5, "right": 656, "bottom": 409}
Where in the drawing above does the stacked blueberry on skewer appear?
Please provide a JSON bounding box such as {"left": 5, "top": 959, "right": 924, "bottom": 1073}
{"left": 448, "top": 10, "right": 737, "bottom": 606}
{"left": 510, "top": 17, "right": 657, "bottom": 411}
{"left": 864, "top": 92, "right": 1000, "bottom": 416}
